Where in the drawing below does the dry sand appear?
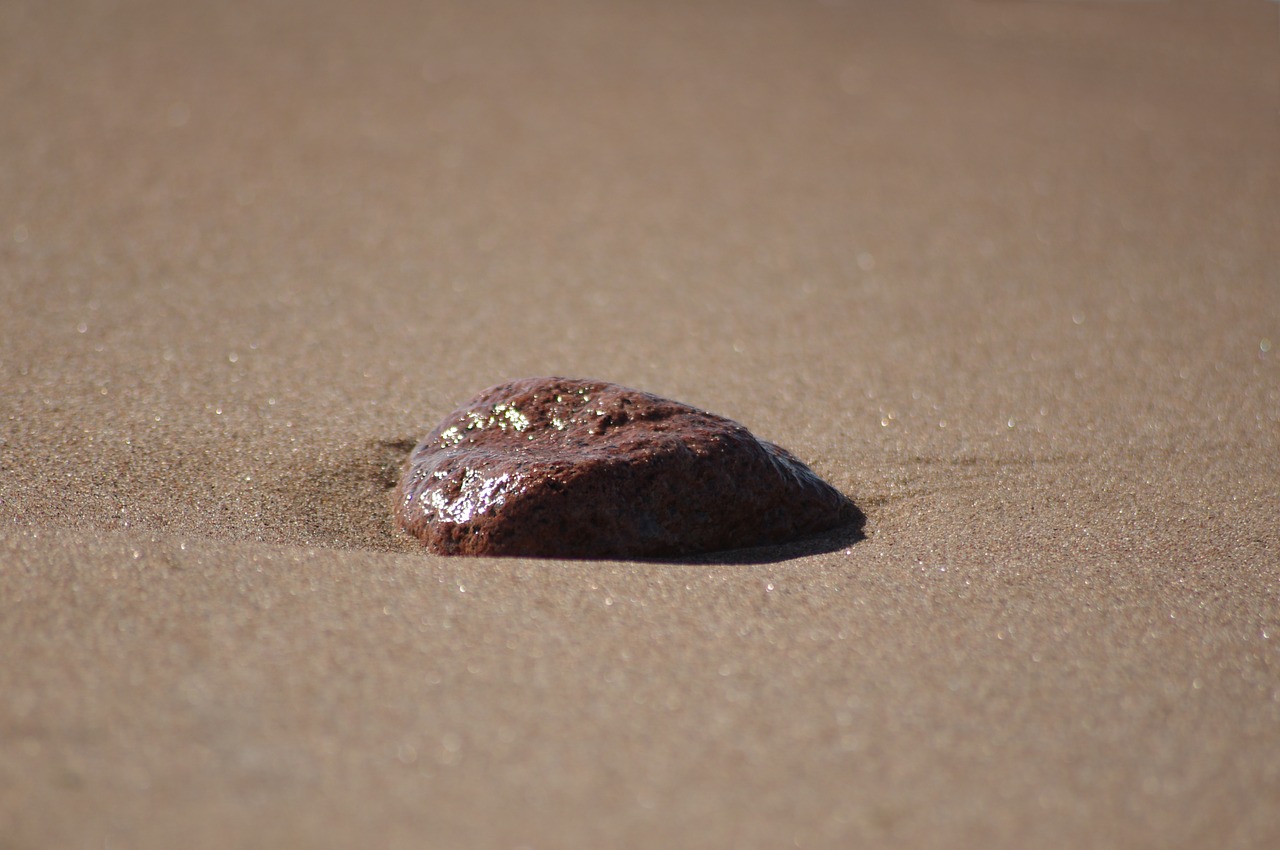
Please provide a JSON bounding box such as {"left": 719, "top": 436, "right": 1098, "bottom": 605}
{"left": 2, "top": 1, "right": 1278, "bottom": 847}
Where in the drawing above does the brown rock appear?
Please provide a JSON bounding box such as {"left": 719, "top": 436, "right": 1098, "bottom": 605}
{"left": 394, "top": 377, "right": 862, "bottom": 558}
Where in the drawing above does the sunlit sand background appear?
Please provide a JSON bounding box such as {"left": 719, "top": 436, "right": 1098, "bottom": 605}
{"left": 2, "top": 1, "right": 1277, "bottom": 847}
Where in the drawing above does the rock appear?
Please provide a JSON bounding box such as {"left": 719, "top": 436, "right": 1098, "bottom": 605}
{"left": 394, "top": 377, "right": 862, "bottom": 558}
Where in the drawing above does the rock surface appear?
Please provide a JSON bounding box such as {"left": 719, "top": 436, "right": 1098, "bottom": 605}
{"left": 395, "top": 377, "right": 862, "bottom": 558}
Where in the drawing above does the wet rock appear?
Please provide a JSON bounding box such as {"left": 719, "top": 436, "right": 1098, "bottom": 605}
{"left": 395, "top": 377, "right": 862, "bottom": 558}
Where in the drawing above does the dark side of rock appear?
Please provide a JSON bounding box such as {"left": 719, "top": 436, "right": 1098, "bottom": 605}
{"left": 394, "top": 377, "right": 863, "bottom": 559}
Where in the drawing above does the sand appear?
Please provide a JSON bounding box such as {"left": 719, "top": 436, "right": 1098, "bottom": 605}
{"left": 2, "top": 0, "right": 1278, "bottom": 847}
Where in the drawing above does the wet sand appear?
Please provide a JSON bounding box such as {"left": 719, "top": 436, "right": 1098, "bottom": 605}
{"left": 2, "top": 1, "right": 1278, "bottom": 847}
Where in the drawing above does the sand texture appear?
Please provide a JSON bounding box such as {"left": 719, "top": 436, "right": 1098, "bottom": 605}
{"left": 2, "top": 1, "right": 1278, "bottom": 847}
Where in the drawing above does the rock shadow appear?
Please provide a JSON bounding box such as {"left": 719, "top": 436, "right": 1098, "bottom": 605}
{"left": 647, "top": 505, "right": 867, "bottom": 566}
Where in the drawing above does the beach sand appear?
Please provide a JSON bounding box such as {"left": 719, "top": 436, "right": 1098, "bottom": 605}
{"left": 2, "top": 1, "right": 1278, "bottom": 847}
